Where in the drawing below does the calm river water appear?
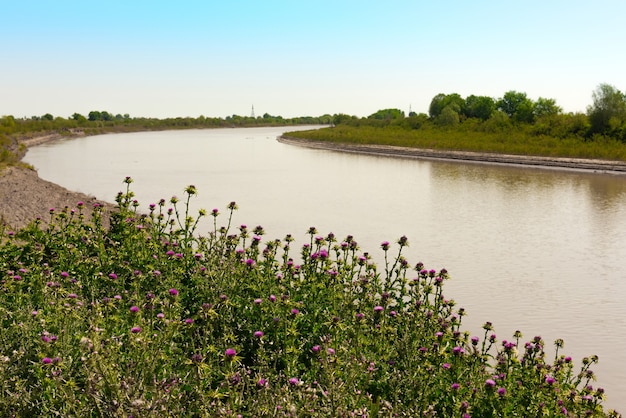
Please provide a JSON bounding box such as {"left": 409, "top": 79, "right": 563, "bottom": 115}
{"left": 24, "top": 126, "right": 626, "bottom": 412}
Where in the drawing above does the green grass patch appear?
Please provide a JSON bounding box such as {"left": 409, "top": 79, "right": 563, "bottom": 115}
{"left": 287, "top": 125, "right": 626, "bottom": 162}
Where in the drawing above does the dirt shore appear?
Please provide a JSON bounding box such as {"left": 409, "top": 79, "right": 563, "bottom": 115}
{"left": 278, "top": 136, "right": 626, "bottom": 174}
{"left": 0, "top": 165, "right": 114, "bottom": 231}
{"left": 0, "top": 132, "right": 113, "bottom": 230}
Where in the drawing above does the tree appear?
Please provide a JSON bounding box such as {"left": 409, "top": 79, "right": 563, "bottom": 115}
{"left": 368, "top": 108, "right": 405, "bottom": 120}
{"left": 71, "top": 113, "right": 87, "bottom": 122}
{"left": 88, "top": 111, "right": 101, "bottom": 122}
{"left": 587, "top": 83, "right": 626, "bottom": 135}
{"left": 429, "top": 94, "right": 446, "bottom": 118}
{"left": 42, "top": 113, "right": 54, "bottom": 121}
{"left": 497, "top": 91, "right": 535, "bottom": 123}
{"left": 332, "top": 113, "right": 355, "bottom": 125}
{"left": 429, "top": 93, "right": 464, "bottom": 118}
{"left": 533, "top": 97, "right": 562, "bottom": 118}
{"left": 465, "top": 95, "right": 495, "bottom": 120}
{"left": 436, "top": 106, "right": 460, "bottom": 127}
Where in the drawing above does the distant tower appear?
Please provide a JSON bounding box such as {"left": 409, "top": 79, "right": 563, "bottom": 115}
{"left": 251, "top": 105, "right": 255, "bottom": 118}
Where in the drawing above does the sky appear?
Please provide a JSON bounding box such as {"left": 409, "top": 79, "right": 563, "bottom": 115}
{"left": 1, "top": 0, "right": 625, "bottom": 119}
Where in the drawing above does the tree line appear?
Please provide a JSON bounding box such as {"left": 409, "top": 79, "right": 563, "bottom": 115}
{"left": 0, "top": 112, "right": 333, "bottom": 138}
{"left": 334, "top": 83, "right": 626, "bottom": 142}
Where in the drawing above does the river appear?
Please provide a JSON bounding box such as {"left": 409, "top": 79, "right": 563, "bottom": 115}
{"left": 24, "top": 126, "right": 626, "bottom": 412}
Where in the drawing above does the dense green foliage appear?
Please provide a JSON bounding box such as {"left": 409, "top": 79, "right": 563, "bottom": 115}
{"left": 0, "top": 181, "right": 620, "bottom": 416}
{"left": 286, "top": 85, "right": 626, "bottom": 162}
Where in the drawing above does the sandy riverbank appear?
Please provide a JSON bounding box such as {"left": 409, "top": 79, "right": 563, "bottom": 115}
{"left": 0, "top": 132, "right": 113, "bottom": 230}
{"left": 278, "top": 136, "right": 626, "bottom": 174}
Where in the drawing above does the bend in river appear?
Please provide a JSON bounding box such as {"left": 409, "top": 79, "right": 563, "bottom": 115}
{"left": 24, "top": 126, "right": 626, "bottom": 412}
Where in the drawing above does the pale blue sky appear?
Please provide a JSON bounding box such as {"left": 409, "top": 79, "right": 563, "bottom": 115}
{"left": 1, "top": 0, "right": 625, "bottom": 119}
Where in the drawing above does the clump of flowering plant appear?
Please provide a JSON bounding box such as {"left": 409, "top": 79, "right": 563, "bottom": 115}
{"left": 0, "top": 180, "right": 619, "bottom": 417}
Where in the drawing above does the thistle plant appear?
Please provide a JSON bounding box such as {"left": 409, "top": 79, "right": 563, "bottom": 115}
{"left": 0, "top": 179, "right": 620, "bottom": 417}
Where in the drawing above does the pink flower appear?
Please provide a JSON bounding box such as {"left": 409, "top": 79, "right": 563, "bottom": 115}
{"left": 225, "top": 348, "right": 237, "bottom": 358}
{"left": 168, "top": 288, "right": 179, "bottom": 296}
{"left": 131, "top": 327, "right": 142, "bottom": 333}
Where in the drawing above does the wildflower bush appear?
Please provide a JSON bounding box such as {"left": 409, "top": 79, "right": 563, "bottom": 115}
{"left": 0, "top": 179, "right": 620, "bottom": 417}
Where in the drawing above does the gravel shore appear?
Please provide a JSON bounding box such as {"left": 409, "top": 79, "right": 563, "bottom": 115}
{"left": 0, "top": 132, "right": 113, "bottom": 230}
{"left": 278, "top": 136, "right": 626, "bottom": 174}
{"left": 0, "top": 165, "right": 114, "bottom": 231}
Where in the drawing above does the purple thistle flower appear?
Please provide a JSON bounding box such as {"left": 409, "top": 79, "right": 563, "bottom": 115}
{"left": 257, "top": 378, "right": 268, "bottom": 388}
{"left": 311, "top": 345, "right": 321, "bottom": 353}
{"left": 485, "top": 379, "right": 496, "bottom": 388}
{"left": 41, "top": 357, "right": 52, "bottom": 364}
{"left": 451, "top": 383, "right": 460, "bottom": 390}
{"left": 168, "top": 288, "right": 179, "bottom": 296}
{"left": 545, "top": 375, "right": 556, "bottom": 385}
{"left": 131, "top": 326, "right": 142, "bottom": 333}
{"left": 254, "top": 298, "right": 263, "bottom": 305}
{"left": 184, "top": 318, "right": 194, "bottom": 324}
{"left": 253, "top": 331, "right": 264, "bottom": 338}
{"left": 442, "top": 363, "right": 451, "bottom": 369}
{"left": 288, "top": 377, "right": 300, "bottom": 386}
{"left": 291, "top": 308, "right": 300, "bottom": 316}
{"left": 355, "top": 313, "right": 364, "bottom": 321}
{"left": 108, "top": 273, "right": 118, "bottom": 280}
{"left": 225, "top": 348, "right": 237, "bottom": 358}
{"left": 157, "top": 313, "right": 165, "bottom": 319}
{"left": 67, "top": 293, "right": 78, "bottom": 299}
{"left": 497, "top": 387, "right": 506, "bottom": 396}
{"left": 374, "top": 305, "right": 384, "bottom": 313}
{"left": 453, "top": 346, "right": 465, "bottom": 356}
{"left": 129, "top": 305, "right": 139, "bottom": 313}
{"left": 327, "top": 348, "right": 335, "bottom": 355}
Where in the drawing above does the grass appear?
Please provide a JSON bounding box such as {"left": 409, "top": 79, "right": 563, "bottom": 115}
{"left": 285, "top": 125, "right": 626, "bottom": 162}
{"left": 0, "top": 179, "right": 621, "bottom": 417}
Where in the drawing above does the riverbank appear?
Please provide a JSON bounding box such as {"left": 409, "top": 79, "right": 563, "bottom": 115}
{"left": 0, "top": 132, "right": 113, "bottom": 230}
{"left": 278, "top": 136, "right": 626, "bottom": 174}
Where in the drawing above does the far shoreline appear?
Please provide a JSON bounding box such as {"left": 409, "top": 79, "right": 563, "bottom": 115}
{"left": 278, "top": 135, "right": 626, "bottom": 175}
